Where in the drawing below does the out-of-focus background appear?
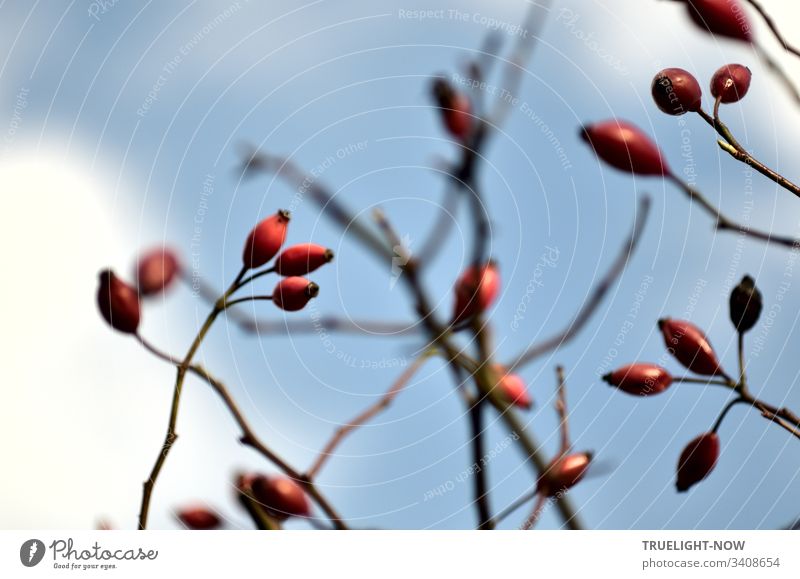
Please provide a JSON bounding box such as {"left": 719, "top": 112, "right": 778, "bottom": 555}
{"left": 1, "top": 0, "right": 799, "bottom": 530}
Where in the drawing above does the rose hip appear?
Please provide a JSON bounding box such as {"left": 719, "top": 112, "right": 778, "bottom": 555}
{"left": 452, "top": 262, "right": 500, "bottom": 324}
{"left": 432, "top": 78, "right": 472, "bottom": 141}
{"left": 676, "top": 432, "right": 720, "bottom": 492}
{"left": 274, "top": 243, "right": 334, "bottom": 276}
{"left": 272, "top": 277, "right": 319, "bottom": 311}
{"left": 176, "top": 506, "right": 221, "bottom": 530}
{"left": 251, "top": 475, "right": 311, "bottom": 519}
{"left": 651, "top": 68, "right": 702, "bottom": 115}
{"left": 603, "top": 364, "right": 673, "bottom": 396}
{"left": 729, "top": 275, "right": 762, "bottom": 333}
{"left": 242, "top": 210, "right": 291, "bottom": 269}
{"left": 658, "top": 318, "right": 724, "bottom": 377}
{"left": 493, "top": 365, "right": 532, "bottom": 409}
{"left": 97, "top": 270, "right": 141, "bottom": 334}
{"left": 710, "top": 63, "right": 752, "bottom": 103}
{"left": 580, "top": 120, "right": 670, "bottom": 176}
{"left": 683, "top": 0, "right": 752, "bottom": 43}
{"left": 537, "top": 452, "right": 593, "bottom": 497}
{"left": 136, "top": 247, "right": 180, "bottom": 296}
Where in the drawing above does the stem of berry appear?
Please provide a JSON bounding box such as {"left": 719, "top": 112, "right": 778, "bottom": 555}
{"left": 138, "top": 266, "right": 246, "bottom": 530}
{"left": 695, "top": 108, "right": 800, "bottom": 199}
{"left": 134, "top": 335, "right": 349, "bottom": 529}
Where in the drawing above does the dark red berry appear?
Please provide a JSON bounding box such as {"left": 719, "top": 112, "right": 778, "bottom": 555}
{"left": 452, "top": 262, "right": 500, "bottom": 324}
{"left": 272, "top": 277, "right": 319, "bottom": 311}
{"left": 659, "top": 318, "right": 724, "bottom": 376}
{"left": 676, "top": 432, "right": 720, "bottom": 492}
{"left": 537, "top": 452, "right": 593, "bottom": 497}
{"left": 729, "top": 275, "right": 762, "bottom": 333}
{"left": 97, "top": 270, "right": 141, "bottom": 334}
{"left": 604, "top": 364, "right": 673, "bottom": 396}
{"left": 710, "top": 63, "right": 752, "bottom": 103}
{"left": 652, "top": 68, "right": 702, "bottom": 115}
{"left": 136, "top": 247, "right": 180, "bottom": 295}
{"left": 274, "top": 243, "right": 334, "bottom": 276}
{"left": 176, "top": 506, "right": 221, "bottom": 530}
{"left": 493, "top": 365, "right": 532, "bottom": 409}
{"left": 432, "top": 78, "right": 472, "bottom": 141}
{"left": 251, "top": 475, "right": 311, "bottom": 519}
{"left": 580, "top": 120, "right": 670, "bottom": 176}
{"left": 684, "top": 0, "right": 752, "bottom": 43}
{"left": 242, "top": 210, "right": 290, "bottom": 269}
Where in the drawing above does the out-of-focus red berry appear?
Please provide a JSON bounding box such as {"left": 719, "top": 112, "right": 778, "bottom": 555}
{"left": 251, "top": 475, "right": 311, "bottom": 520}
{"left": 452, "top": 262, "right": 500, "bottom": 324}
{"left": 537, "top": 452, "right": 593, "bottom": 497}
{"left": 136, "top": 247, "right": 180, "bottom": 296}
{"left": 683, "top": 0, "right": 752, "bottom": 43}
{"left": 97, "top": 270, "right": 141, "bottom": 334}
{"left": 176, "top": 506, "right": 221, "bottom": 530}
{"left": 580, "top": 120, "right": 670, "bottom": 176}
{"left": 493, "top": 365, "right": 532, "bottom": 409}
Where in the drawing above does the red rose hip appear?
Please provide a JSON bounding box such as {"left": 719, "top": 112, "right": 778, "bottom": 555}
{"left": 251, "top": 475, "right": 311, "bottom": 519}
{"left": 274, "top": 243, "right": 334, "bottom": 276}
{"left": 432, "top": 78, "right": 472, "bottom": 141}
{"left": 604, "top": 363, "right": 673, "bottom": 396}
{"left": 136, "top": 247, "right": 180, "bottom": 295}
{"left": 658, "top": 318, "right": 724, "bottom": 376}
{"left": 537, "top": 452, "right": 593, "bottom": 497}
{"left": 97, "top": 270, "right": 141, "bottom": 334}
{"left": 580, "top": 120, "right": 670, "bottom": 176}
{"left": 651, "top": 68, "right": 702, "bottom": 115}
{"left": 676, "top": 432, "right": 720, "bottom": 492}
{"left": 272, "top": 277, "right": 319, "bottom": 311}
{"left": 176, "top": 506, "right": 221, "bottom": 530}
{"left": 452, "top": 262, "right": 500, "bottom": 324}
{"left": 242, "top": 209, "right": 291, "bottom": 269}
{"left": 683, "top": 0, "right": 752, "bottom": 43}
{"left": 493, "top": 365, "right": 532, "bottom": 409}
{"left": 710, "top": 63, "right": 752, "bottom": 103}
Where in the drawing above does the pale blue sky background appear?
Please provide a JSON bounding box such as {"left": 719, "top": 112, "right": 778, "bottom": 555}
{"left": 1, "top": 0, "right": 799, "bottom": 530}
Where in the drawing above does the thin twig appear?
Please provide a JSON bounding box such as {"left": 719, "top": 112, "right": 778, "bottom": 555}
{"left": 521, "top": 493, "right": 548, "bottom": 530}
{"left": 135, "top": 335, "right": 348, "bottom": 529}
{"left": 305, "top": 352, "right": 433, "bottom": 479}
{"left": 744, "top": 0, "right": 800, "bottom": 58}
{"left": 668, "top": 174, "right": 800, "bottom": 249}
{"left": 509, "top": 195, "right": 651, "bottom": 370}
{"left": 555, "top": 365, "right": 570, "bottom": 456}
{"left": 695, "top": 108, "right": 800, "bottom": 199}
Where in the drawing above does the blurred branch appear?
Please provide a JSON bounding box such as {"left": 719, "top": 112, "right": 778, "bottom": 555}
{"left": 134, "top": 332, "right": 349, "bottom": 529}
{"left": 508, "top": 195, "right": 651, "bottom": 370}
{"left": 305, "top": 350, "right": 434, "bottom": 480}
{"left": 744, "top": 0, "right": 800, "bottom": 58}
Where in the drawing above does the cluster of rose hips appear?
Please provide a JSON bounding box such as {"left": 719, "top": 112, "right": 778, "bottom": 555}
{"left": 603, "top": 275, "right": 763, "bottom": 492}
{"left": 97, "top": 210, "right": 335, "bottom": 529}
{"left": 97, "top": 209, "right": 335, "bottom": 336}
{"left": 579, "top": 61, "right": 751, "bottom": 180}
{"left": 176, "top": 473, "right": 310, "bottom": 530}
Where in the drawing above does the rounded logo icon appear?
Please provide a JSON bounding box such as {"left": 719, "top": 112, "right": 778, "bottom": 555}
{"left": 20, "top": 539, "right": 46, "bottom": 567}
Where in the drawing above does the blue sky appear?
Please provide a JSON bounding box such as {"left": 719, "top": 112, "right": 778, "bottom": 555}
{"left": 2, "top": 0, "right": 800, "bottom": 530}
